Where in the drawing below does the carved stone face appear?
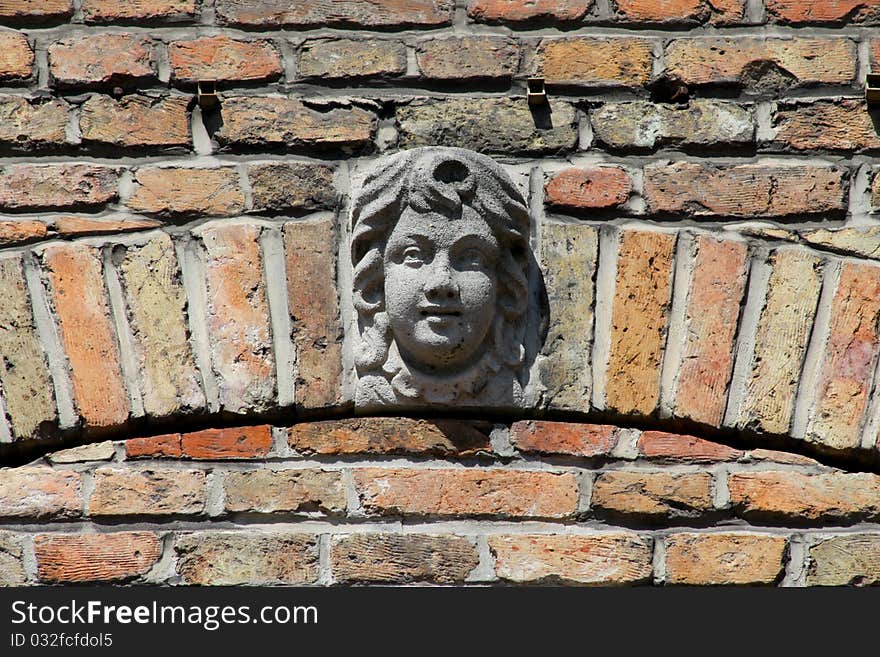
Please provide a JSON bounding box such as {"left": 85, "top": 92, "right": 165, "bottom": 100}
{"left": 383, "top": 205, "right": 500, "bottom": 373}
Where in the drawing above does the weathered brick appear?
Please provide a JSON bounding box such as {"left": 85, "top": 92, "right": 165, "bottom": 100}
{"left": 0, "top": 531, "right": 25, "bottom": 585}
{"left": 51, "top": 215, "right": 162, "bottom": 237}
{"left": 200, "top": 223, "right": 275, "bottom": 414}
{"left": 331, "top": 533, "right": 479, "bottom": 584}
{"left": 545, "top": 167, "right": 632, "bottom": 212}
{"left": 511, "top": 421, "right": 617, "bottom": 457}
{"left": 0, "top": 164, "right": 117, "bottom": 211}
{"left": 645, "top": 163, "right": 846, "bottom": 218}
{"left": 299, "top": 38, "right": 406, "bottom": 80}
{"left": 217, "top": 0, "right": 454, "bottom": 27}
{"left": 605, "top": 229, "right": 676, "bottom": 416}
{"left": 125, "top": 433, "right": 182, "bottom": 458}
{"left": 665, "top": 533, "right": 787, "bottom": 585}
{"left": 0, "top": 96, "right": 69, "bottom": 150}
{"left": 0, "top": 254, "right": 56, "bottom": 440}
{"left": 80, "top": 94, "right": 190, "bottom": 149}
{"left": 180, "top": 425, "right": 272, "bottom": 459}
{"left": 737, "top": 248, "right": 822, "bottom": 435}
{"left": 729, "top": 471, "right": 880, "bottom": 521}
{"left": 0, "top": 31, "right": 33, "bottom": 80}
{"left": 807, "top": 534, "right": 880, "bottom": 586}
{"left": 538, "top": 222, "right": 597, "bottom": 412}
{"left": 637, "top": 431, "right": 744, "bottom": 462}
{"left": 288, "top": 418, "right": 492, "bottom": 457}
{"left": 766, "top": 0, "right": 880, "bottom": 24}
{"left": 874, "top": 169, "right": 880, "bottom": 209}
{"left": 354, "top": 468, "right": 578, "bottom": 518}
{"left": 216, "top": 96, "right": 375, "bottom": 152}
{"left": 49, "top": 33, "right": 156, "bottom": 88}
{"left": 43, "top": 243, "right": 129, "bottom": 429}
{"left": 747, "top": 448, "right": 822, "bottom": 466}
{"left": 674, "top": 236, "right": 749, "bottom": 425}
{"left": 490, "top": 533, "right": 653, "bottom": 585}
{"left": 175, "top": 532, "right": 318, "bottom": 585}
{"left": 529, "top": 37, "right": 653, "bottom": 87}
{"left": 592, "top": 471, "right": 714, "bottom": 518}
{"left": 0, "top": 467, "right": 81, "bottom": 519}
{"left": 35, "top": 532, "right": 161, "bottom": 583}
{"left": 0, "top": 220, "right": 46, "bottom": 245}
{"left": 665, "top": 38, "right": 857, "bottom": 88}
{"left": 468, "top": 0, "right": 591, "bottom": 23}
{"left": 223, "top": 468, "right": 345, "bottom": 514}
{"left": 771, "top": 99, "right": 880, "bottom": 152}
{"left": 0, "top": 0, "right": 71, "bottom": 24}
{"left": 612, "top": 0, "right": 745, "bottom": 24}
{"left": 248, "top": 162, "right": 336, "bottom": 213}
{"left": 118, "top": 235, "right": 206, "bottom": 418}
{"left": 801, "top": 226, "right": 880, "bottom": 261}
{"left": 48, "top": 440, "right": 115, "bottom": 464}
{"left": 285, "top": 218, "right": 343, "bottom": 408}
{"left": 169, "top": 36, "right": 282, "bottom": 84}
{"left": 127, "top": 166, "right": 245, "bottom": 217}
{"left": 397, "top": 97, "right": 577, "bottom": 155}
{"left": 89, "top": 467, "right": 206, "bottom": 516}
{"left": 591, "top": 100, "right": 753, "bottom": 151}
{"left": 416, "top": 36, "right": 518, "bottom": 81}
{"left": 805, "top": 263, "right": 880, "bottom": 450}
{"left": 82, "top": 0, "right": 196, "bottom": 23}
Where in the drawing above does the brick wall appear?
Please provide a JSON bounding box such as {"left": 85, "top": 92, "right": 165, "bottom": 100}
{"left": 1, "top": 0, "right": 880, "bottom": 586}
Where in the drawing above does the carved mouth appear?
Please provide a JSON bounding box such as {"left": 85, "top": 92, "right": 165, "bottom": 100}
{"left": 420, "top": 308, "right": 461, "bottom": 317}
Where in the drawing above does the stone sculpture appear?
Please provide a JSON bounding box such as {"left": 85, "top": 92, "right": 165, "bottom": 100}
{"left": 350, "top": 147, "right": 531, "bottom": 408}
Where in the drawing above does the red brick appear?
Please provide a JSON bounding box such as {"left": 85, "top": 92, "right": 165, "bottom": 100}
{"left": 169, "top": 36, "right": 282, "bottom": 84}
{"left": 545, "top": 166, "right": 631, "bottom": 212}
{"left": 468, "top": 0, "right": 591, "bottom": 23}
{"left": 80, "top": 94, "right": 190, "bottom": 149}
{"left": 298, "top": 38, "right": 406, "bottom": 80}
{"left": 416, "top": 36, "right": 518, "bottom": 81}
{"left": 490, "top": 533, "right": 653, "bottom": 585}
{"left": 223, "top": 469, "right": 346, "bottom": 514}
{"left": 805, "top": 263, "right": 880, "bottom": 450}
{"left": 0, "top": 31, "right": 33, "bottom": 80}
{"left": 125, "top": 433, "right": 183, "bottom": 458}
{"left": 42, "top": 243, "right": 129, "bottom": 429}
{"left": 605, "top": 229, "right": 676, "bottom": 416}
{"left": 0, "top": 0, "right": 71, "bottom": 23}
{"left": 771, "top": 99, "right": 880, "bottom": 152}
{"left": 217, "top": 0, "right": 454, "bottom": 27}
{"left": 674, "top": 236, "right": 749, "bottom": 425}
{"left": 216, "top": 96, "right": 375, "bottom": 151}
{"left": 49, "top": 34, "right": 156, "bottom": 88}
{"left": 644, "top": 162, "right": 846, "bottom": 218}
{"left": 530, "top": 37, "right": 654, "bottom": 87}
{"left": 0, "top": 467, "right": 81, "bottom": 519}
{"left": 665, "top": 38, "right": 857, "bottom": 87}
{"left": 51, "top": 215, "right": 162, "bottom": 237}
{"left": 729, "top": 471, "right": 880, "bottom": 522}
{"left": 637, "top": 431, "right": 743, "bottom": 462}
{"left": 180, "top": 425, "right": 272, "bottom": 459}
{"left": 128, "top": 166, "right": 244, "bottom": 217}
{"left": 592, "top": 471, "right": 714, "bottom": 518}
{"left": 285, "top": 219, "right": 342, "bottom": 408}
{"left": 510, "top": 421, "right": 618, "bottom": 457}
{"left": 200, "top": 223, "right": 275, "bottom": 414}
{"left": 89, "top": 467, "right": 206, "bottom": 516}
{"left": 288, "top": 418, "right": 492, "bottom": 457}
{"left": 35, "top": 532, "right": 161, "bottom": 583}
{"left": 612, "top": 0, "right": 745, "bottom": 24}
{"left": 766, "top": 0, "right": 880, "bottom": 24}
{"left": 746, "top": 448, "right": 821, "bottom": 466}
{"left": 0, "top": 164, "right": 116, "bottom": 211}
{"left": 354, "top": 468, "right": 579, "bottom": 518}
{"left": 331, "top": 533, "right": 479, "bottom": 584}
{"left": 0, "top": 96, "right": 69, "bottom": 150}
{"left": 82, "top": 0, "right": 196, "bottom": 22}
{"left": 248, "top": 162, "right": 336, "bottom": 213}
{"left": 665, "top": 533, "right": 787, "bottom": 585}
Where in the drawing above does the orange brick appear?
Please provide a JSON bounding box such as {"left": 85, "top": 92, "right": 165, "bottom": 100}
{"left": 89, "top": 467, "right": 206, "bottom": 516}
{"left": 0, "top": 221, "right": 45, "bottom": 246}
{"left": 772, "top": 99, "right": 880, "bottom": 152}
{"left": 125, "top": 433, "right": 183, "bottom": 458}
{"left": 416, "top": 36, "right": 518, "bottom": 81}
{"left": 0, "top": 0, "right": 71, "bottom": 23}
{"left": 223, "top": 469, "right": 346, "bottom": 514}
{"left": 169, "top": 35, "right": 282, "bottom": 84}
{"left": 637, "top": 431, "right": 743, "bottom": 462}
{"left": 612, "top": 0, "right": 746, "bottom": 24}
{"left": 0, "top": 467, "right": 81, "bottom": 519}
{"left": 180, "top": 425, "right": 272, "bottom": 459}
{"left": 80, "top": 94, "right": 190, "bottom": 149}
{"left": 127, "top": 166, "right": 245, "bottom": 217}
{"left": 82, "top": 0, "right": 195, "bottom": 22}
{"left": 665, "top": 533, "right": 787, "bottom": 585}
{"left": 35, "top": 532, "right": 161, "bottom": 583}
{"left": 766, "top": 0, "right": 880, "bottom": 24}
{"left": 592, "top": 471, "right": 714, "bottom": 518}
{"left": 510, "top": 420, "right": 618, "bottom": 457}
{"left": 531, "top": 37, "right": 654, "bottom": 87}
{"left": 468, "top": 0, "right": 591, "bottom": 23}
{"left": 0, "top": 96, "right": 69, "bottom": 151}
{"left": 51, "top": 215, "right": 162, "bottom": 237}
{"left": 0, "top": 164, "right": 117, "bottom": 211}
{"left": 545, "top": 166, "right": 631, "bottom": 211}
{"left": 0, "top": 31, "right": 33, "bottom": 80}
{"left": 48, "top": 33, "right": 156, "bottom": 87}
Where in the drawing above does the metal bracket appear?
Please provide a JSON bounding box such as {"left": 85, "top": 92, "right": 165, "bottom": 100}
{"left": 197, "top": 80, "right": 218, "bottom": 109}
{"left": 867, "top": 74, "right": 880, "bottom": 105}
{"left": 527, "top": 78, "right": 547, "bottom": 106}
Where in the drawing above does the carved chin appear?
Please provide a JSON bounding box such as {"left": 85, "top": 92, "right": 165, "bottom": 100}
{"left": 396, "top": 321, "right": 487, "bottom": 372}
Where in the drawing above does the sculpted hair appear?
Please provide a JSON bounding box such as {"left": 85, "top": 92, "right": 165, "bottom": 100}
{"left": 350, "top": 147, "right": 530, "bottom": 378}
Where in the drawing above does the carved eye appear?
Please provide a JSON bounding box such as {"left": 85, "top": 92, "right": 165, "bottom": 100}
{"left": 456, "top": 248, "right": 489, "bottom": 271}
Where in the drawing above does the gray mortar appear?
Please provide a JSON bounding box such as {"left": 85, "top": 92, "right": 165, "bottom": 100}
{"left": 317, "top": 534, "right": 334, "bottom": 585}
{"left": 259, "top": 225, "right": 296, "bottom": 408}
{"left": 780, "top": 534, "right": 808, "bottom": 587}
{"left": 466, "top": 535, "right": 496, "bottom": 582}
{"left": 205, "top": 470, "right": 226, "bottom": 518}
{"left": 0, "top": 385, "right": 13, "bottom": 444}
{"left": 591, "top": 226, "right": 620, "bottom": 411}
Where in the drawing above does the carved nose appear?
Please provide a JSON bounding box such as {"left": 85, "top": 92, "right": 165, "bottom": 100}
{"left": 424, "top": 259, "right": 457, "bottom": 300}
